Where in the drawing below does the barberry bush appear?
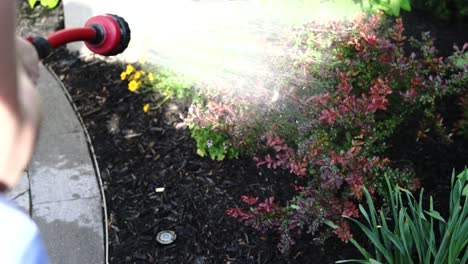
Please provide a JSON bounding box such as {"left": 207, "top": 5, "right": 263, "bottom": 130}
{"left": 221, "top": 13, "right": 467, "bottom": 253}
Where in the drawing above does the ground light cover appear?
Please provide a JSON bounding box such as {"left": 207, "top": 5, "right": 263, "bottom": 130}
{"left": 35, "top": 2, "right": 467, "bottom": 264}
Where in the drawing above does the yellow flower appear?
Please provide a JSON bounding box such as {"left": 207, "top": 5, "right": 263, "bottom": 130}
{"left": 143, "top": 103, "right": 150, "bottom": 113}
{"left": 148, "top": 72, "right": 154, "bottom": 81}
{"left": 120, "top": 72, "right": 127, "bottom": 80}
{"left": 125, "top": 64, "right": 135, "bottom": 75}
{"left": 133, "top": 71, "right": 144, "bottom": 80}
{"left": 128, "top": 80, "right": 140, "bottom": 92}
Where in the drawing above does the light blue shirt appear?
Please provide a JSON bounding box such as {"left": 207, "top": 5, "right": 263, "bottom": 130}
{"left": 0, "top": 195, "right": 49, "bottom": 264}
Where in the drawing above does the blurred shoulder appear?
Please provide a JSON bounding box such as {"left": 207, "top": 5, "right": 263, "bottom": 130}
{"left": 0, "top": 195, "right": 39, "bottom": 263}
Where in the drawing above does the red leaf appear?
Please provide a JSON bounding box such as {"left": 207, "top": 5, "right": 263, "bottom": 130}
{"left": 241, "top": 195, "right": 259, "bottom": 205}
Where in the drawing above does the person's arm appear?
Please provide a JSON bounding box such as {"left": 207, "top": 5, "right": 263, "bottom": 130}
{"left": 0, "top": 0, "right": 21, "bottom": 190}
{"left": 0, "top": 0, "right": 18, "bottom": 110}
{"left": 0, "top": 1, "right": 41, "bottom": 190}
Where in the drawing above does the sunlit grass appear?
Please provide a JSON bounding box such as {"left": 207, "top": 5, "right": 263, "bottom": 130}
{"left": 258, "top": 0, "right": 362, "bottom": 26}
{"left": 129, "top": 1, "right": 363, "bottom": 92}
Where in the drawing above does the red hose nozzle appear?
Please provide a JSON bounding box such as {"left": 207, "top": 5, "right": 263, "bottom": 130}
{"left": 28, "top": 14, "right": 131, "bottom": 59}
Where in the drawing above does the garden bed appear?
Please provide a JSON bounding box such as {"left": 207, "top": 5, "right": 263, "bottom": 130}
{"left": 19, "top": 1, "right": 468, "bottom": 263}
{"left": 44, "top": 48, "right": 362, "bottom": 263}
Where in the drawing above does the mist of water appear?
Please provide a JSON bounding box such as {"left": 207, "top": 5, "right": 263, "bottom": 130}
{"left": 134, "top": 0, "right": 362, "bottom": 103}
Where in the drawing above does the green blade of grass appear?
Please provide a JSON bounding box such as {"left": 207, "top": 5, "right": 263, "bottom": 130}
{"left": 347, "top": 217, "right": 393, "bottom": 263}
{"left": 435, "top": 184, "right": 462, "bottom": 263}
{"left": 335, "top": 259, "right": 371, "bottom": 264}
{"left": 453, "top": 198, "right": 468, "bottom": 240}
{"left": 450, "top": 171, "right": 456, "bottom": 213}
{"left": 405, "top": 191, "right": 425, "bottom": 262}
{"left": 427, "top": 196, "right": 440, "bottom": 259}
{"left": 402, "top": 211, "right": 414, "bottom": 262}
{"left": 362, "top": 187, "right": 385, "bottom": 261}
{"left": 418, "top": 189, "right": 427, "bottom": 221}
{"left": 406, "top": 216, "right": 424, "bottom": 263}
{"left": 363, "top": 187, "right": 379, "bottom": 228}
{"left": 448, "top": 195, "right": 468, "bottom": 261}
{"left": 398, "top": 208, "right": 412, "bottom": 258}
{"left": 385, "top": 176, "right": 399, "bottom": 225}
{"left": 452, "top": 180, "right": 462, "bottom": 215}
{"left": 359, "top": 204, "right": 372, "bottom": 226}
{"left": 425, "top": 210, "right": 447, "bottom": 223}
{"left": 460, "top": 244, "right": 468, "bottom": 264}
{"left": 379, "top": 226, "right": 405, "bottom": 254}
{"left": 349, "top": 237, "right": 373, "bottom": 261}
{"left": 379, "top": 210, "right": 391, "bottom": 252}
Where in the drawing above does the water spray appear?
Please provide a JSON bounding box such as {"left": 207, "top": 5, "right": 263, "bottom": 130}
{"left": 27, "top": 14, "right": 131, "bottom": 59}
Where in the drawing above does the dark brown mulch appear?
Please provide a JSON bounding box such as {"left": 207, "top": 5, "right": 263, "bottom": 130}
{"left": 44, "top": 48, "right": 362, "bottom": 264}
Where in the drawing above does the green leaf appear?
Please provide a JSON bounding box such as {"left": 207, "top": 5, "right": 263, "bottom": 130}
{"left": 398, "top": 209, "right": 413, "bottom": 260}
{"left": 347, "top": 218, "right": 392, "bottom": 263}
{"left": 425, "top": 209, "right": 447, "bottom": 223}
{"left": 379, "top": 210, "right": 391, "bottom": 250}
{"left": 345, "top": 131, "right": 352, "bottom": 144}
{"left": 385, "top": 176, "right": 399, "bottom": 224}
{"left": 461, "top": 245, "right": 468, "bottom": 264}
{"left": 324, "top": 220, "right": 339, "bottom": 229}
{"left": 290, "top": 204, "right": 300, "bottom": 210}
{"left": 457, "top": 169, "right": 468, "bottom": 196}
{"left": 349, "top": 237, "right": 373, "bottom": 260}
{"left": 28, "top": 0, "right": 39, "bottom": 8}
{"left": 452, "top": 181, "right": 462, "bottom": 213}
{"left": 449, "top": 198, "right": 468, "bottom": 261}
{"left": 359, "top": 204, "right": 372, "bottom": 226}
{"left": 362, "top": 187, "right": 379, "bottom": 232}
{"left": 40, "top": 0, "right": 60, "bottom": 9}
{"left": 390, "top": 0, "right": 401, "bottom": 16}
{"left": 457, "top": 169, "right": 468, "bottom": 181}
{"left": 406, "top": 218, "right": 423, "bottom": 262}
{"left": 454, "top": 52, "right": 468, "bottom": 69}
{"left": 335, "top": 260, "right": 369, "bottom": 264}
{"left": 400, "top": 0, "right": 411, "bottom": 11}
{"left": 379, "top": 227, "right": 405, "bottom": 253}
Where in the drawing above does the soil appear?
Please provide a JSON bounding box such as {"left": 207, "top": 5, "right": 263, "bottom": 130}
{"left": 18, "top": 2, "right": 467, "bottom": 264}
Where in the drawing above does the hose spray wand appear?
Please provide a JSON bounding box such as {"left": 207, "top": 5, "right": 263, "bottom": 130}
{"left": 27, "top": 14, "right": 131, "bottom": 59}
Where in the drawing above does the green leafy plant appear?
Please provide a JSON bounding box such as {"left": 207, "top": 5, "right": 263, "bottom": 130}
{"left": 356, "top": 0, "right": 411, "bottom": 16}
{"left": 189, "top": 124, "right": 239, "bottom": 161}
{"left": 327, "top": 169, "right": 468, "bottom": 263}
{"left": 179, "top": 102, "right": 242, "bottom": 161}
{"left": 28, "top": 0, "right": 60, "bottom": 9}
